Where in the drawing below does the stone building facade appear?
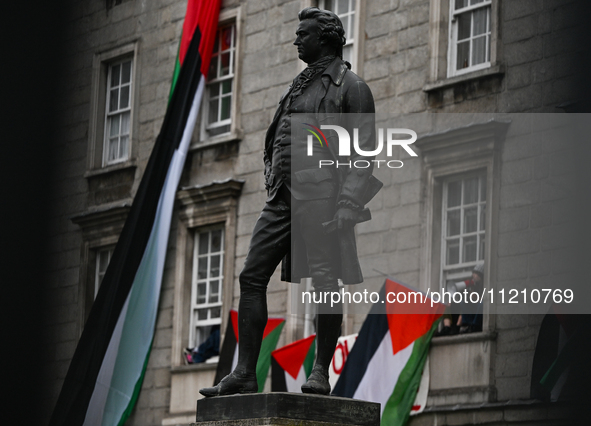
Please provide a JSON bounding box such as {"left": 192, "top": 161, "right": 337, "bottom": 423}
{"left": 42, "top": 0, "right": 588, "bottom": 425}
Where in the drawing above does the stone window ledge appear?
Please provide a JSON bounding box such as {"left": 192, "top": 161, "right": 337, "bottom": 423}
{"left": 170, "top": 361, "right": 217, "bottom": 374}
{"left": 84, "top": 160, "right": 137, "bottom": 179}
{"left": 431, "top": 330, "right": 497, "bottom": 346}
{"left": 423, "top": 64, "right": 505, "bottom": 93}
{"left": 191, "top": 129, "right": 243, "bottom": 152}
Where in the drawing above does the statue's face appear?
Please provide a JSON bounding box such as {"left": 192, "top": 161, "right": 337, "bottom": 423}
{"left": 294, "top": 19, "right": 323, "bottom": 64}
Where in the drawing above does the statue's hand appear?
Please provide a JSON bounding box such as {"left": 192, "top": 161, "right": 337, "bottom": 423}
{"left": 334, "top": 208, "right": 357, "bottom": 230}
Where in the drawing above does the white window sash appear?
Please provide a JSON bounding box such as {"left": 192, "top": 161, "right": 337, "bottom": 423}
{"left": 448, "top": 0, "right": 491, "bottom": 77}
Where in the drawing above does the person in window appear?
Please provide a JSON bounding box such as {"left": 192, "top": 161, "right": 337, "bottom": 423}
{"left": 200, "top": 7, "right": 377, "bottom": 397}
{"left": 184, "top": 325, "right": 220, "bottom": 364}
{"left": 436, "top": 263, "right": 484, "bottom": 336}
{"left": 457, "top": 263, "right": 484, "bottom": 333}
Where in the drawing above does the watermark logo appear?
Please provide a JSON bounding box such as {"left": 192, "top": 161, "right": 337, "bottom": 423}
{"left": 304, "top": 124, "right": 418, "bottom": 169}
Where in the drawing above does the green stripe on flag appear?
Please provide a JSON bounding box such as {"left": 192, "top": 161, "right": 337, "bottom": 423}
{"left": 381, "top": 320, "right": 440, "bottom": 426}
{"left": 117, "top": 341, "right": 152, "bottom": 426}
{"left": 304, "top": 339, "right": 316, "bottom": 378}
{"left": 256, "top": 322, "right": 285, "bottom": 392}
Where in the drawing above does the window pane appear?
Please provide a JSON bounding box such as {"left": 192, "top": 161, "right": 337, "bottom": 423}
{"left": 198, "top": 233, "right": 209, "bottom": 255}
{"left": 119, "top": 135, "right": 129, "bottom": 159}
{"left": 455, "top": 0, "right": 468, "bottom": 10}
{"left": 211, "top": 230, "right": 222, "bottom": 252}
{"left": 208, "top": 98, "right": 219, "bottom": 125}
{"left": 109, "top": 115, "right": 120, "bottom": 137}
{"left": 120, "top": 85, "right": 130, "bottom": 109}
{"left": 121, "top": 60, "right": 132, "bottom": 83}
{"left": 447, "top": 210, "right": 461, "bottom": 236}
{"left": 211, "top": 306, "right": 221, "bottom": 319}
{"left": 350, "top": 0, "right": 355, "bottom": 12}
{"left": 210, "top": 255, "right": 220, "bottom": 277}
{"left": 338, "top": 0, "right": 348, "bottom": 13}
{"left": 447, "top": 181, "right": 462, "bottom": 207}
{"left": 198, "top": 257, "right": 208, "bottom": 279}
{"left": 470, "top": 0, "right": 485, "bottom": 5}
{"left": 197, "top": 283, "right": 207, "bottom": 304}
{"left": 108, "top": 138, "right": 118, "bottom": 162}
{"left": 220, "top": 52, "right": 231, "bottom": 76}
{"left": 457, "top": 13, "right": 471, "bottom": 40}
{"left": 456, "top": 41, "right": 470, "bottom": 70}
{"left": 198, "top": 309, "right": 208, "bottom": 320}
{"left": 209, "top": 281, "right": 220, "bottom": 303}
{"left": 464, "top": 177, "right": 479, "bottom": 204}
{"left": 447, "top": 239, "right": 460, "bottom": 265}
{"left": 111, "top": 64, "right": 120, "bottom": 86}
{"left": 221, "top": 96, "right": 231, "bottom": 120}
{"left": 222, "top": 80, "right": 232, "bottom": 95}
{"left": 120, "top": 111, "right": 130, "bottom": 134}
{"left": 221, "top": 26, "right": 233, "bottom": 51}
{"left": 109, "top": 88, "right": 119, "bottom": 112}
{"left": 472, "top": 36, "right": 487, "bottom": 65}
{"left": 463, "top": 236, "right": 477, "bottom": 262}
{"left": 464, "top": 207, "right": 477, "bottom": 233}
{"left": 325, "top": 0, "right": 333, "bottom": 10}
{"left": 473, "top": 8, "right": 487, "bottom": 35}
{"left": 348, "top": 15, "right": 355, "bottom": 39}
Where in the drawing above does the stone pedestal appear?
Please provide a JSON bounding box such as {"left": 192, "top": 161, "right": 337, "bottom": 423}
{"left": 191, "top": 392, "right": 380, "bottom": 426}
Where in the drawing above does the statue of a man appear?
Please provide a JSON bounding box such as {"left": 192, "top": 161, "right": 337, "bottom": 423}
{"left": 200, "top": 6, "right": 376, "bottom": 397}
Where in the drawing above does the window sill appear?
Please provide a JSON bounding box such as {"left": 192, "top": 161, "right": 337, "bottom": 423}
{"left": 171, "top": 361, "right": 217, "bottom": 374}
{"left": 423, "top": 64, "right": 504, "bottom": 93}
{"left": 191, "top": 129, "right": 243, "bottom": 151}
{"left": 84, "top": 160, "right": 137, "bottom": 179}
{"left": 431, "top": 330, "right": 497, "bottom": 346}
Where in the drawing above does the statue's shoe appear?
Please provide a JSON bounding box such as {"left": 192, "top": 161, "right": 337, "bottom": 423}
{"left": 301, "top": 366, "right": 330, "bottom": 395}
{"left": 199, "top": 372, "right": 258, "bottom": 397}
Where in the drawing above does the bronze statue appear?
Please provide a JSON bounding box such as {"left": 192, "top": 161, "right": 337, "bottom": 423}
{"left": 200, "top": 6, "right": 376, "bottom": 397}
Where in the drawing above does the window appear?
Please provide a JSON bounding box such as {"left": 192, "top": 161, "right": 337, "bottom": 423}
{"left": 203, "top": 24, "right": 236, "bottom": 138}
{"left": 441, "top": 173, "right": 486, "bottom": 289}
{"left": 103, "top": 59, "right": 133, "bottom": 165}
{"left": 88, "top": 42, "right": 137, "bottom": 171}
{"left": 448, "top": 0, "right": 491, "bottom": 77}
{"left": 95, "top": 247, "right": 114, "bottom": 298}
{"left": 190, "top": 228, "right": 224, "bottom": 348}
{"left": 320, "top": 0, "right": 355, "bottom": 65}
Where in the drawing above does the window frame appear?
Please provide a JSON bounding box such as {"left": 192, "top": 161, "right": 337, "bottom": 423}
{"left": 190, "top": 227, "right": 225, "bottom": 349}
{"left": 197, "top": 8, "right": 242, "bottom": 147}
{"left": 447, "top": 0, "right": 492, "bottom": 77}
{"left": 440, "top": 172, "right": 487, "bottom": 290}
{"left": 103, "top": 58, "right": 134, "bottom": 166}
{"left": 426, "top": 0, "right": 500, "bottom": 86}
{"left": 87, "top": 42, "right": 139, "bottom": 172}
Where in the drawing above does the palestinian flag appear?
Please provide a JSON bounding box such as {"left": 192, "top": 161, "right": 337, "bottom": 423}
{"left": 49, "top": 1, "right": 221, "bottom": 425}
{"left": 333, "top": 278, "right": 445, "bottom": 426}
{"left": 271, "top": 334, "right": 316, "bottom": 392}
{"left": 215, "top": 309, "right": 285, "bottom": 392}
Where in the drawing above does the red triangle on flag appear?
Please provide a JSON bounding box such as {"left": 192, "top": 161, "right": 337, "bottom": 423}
{"left": 263, "top": 318, "right": 286, "bottom": 340}
{"left": 272, "top": 334, "right": 316, "bottom": 379}
{"left": 385, "top": 279, "right": 446, "bottom": 355}
{"left": 230, "top": 309, "right": 285, "bottom": 343}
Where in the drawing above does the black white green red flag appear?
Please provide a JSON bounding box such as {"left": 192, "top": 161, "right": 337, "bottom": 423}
{"left": 332, "top": 279, "right": 446, "bottom": 426}
{"left": 49, "top": 1, "right": 221, "bottom": 425}
{"left": 215, "top": 309, "right": 286, "bottom": 392}
{"left": 271, "top": 334, "right": 316, "bottom": 392}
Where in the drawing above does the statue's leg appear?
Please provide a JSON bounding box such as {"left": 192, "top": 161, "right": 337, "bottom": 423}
{"left": 200, "top": 188, "right": 291, "bottom": 397}
{"left": 295, "top": 198, "right": 343, "bottom": 395}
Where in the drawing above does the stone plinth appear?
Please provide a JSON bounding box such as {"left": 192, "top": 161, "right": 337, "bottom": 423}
{"left": 191, "top": 392, "right": 380, "bottom": 426}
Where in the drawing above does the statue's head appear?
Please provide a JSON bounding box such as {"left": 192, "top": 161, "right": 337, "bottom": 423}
{"left": 294, "top": 7, "right": 346, "bottom": 64}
